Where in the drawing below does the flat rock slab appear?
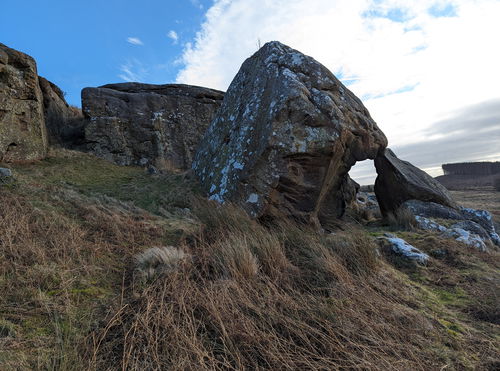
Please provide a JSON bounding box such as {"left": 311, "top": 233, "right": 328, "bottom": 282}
{"left": 193, "top": 41, "right": 387, "bottom": 223}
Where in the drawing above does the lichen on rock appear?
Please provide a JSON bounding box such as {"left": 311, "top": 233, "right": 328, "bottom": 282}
{"left": 193, "top": 41, "right": 387, "bottom": 225}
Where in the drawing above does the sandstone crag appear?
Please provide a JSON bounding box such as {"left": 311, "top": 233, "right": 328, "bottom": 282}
{"left": 0, "top": 43, "right": 47, "bottom": 162}
{"left": 81, "top": 83, "right": 224, "bottom": 170}
{"left": 193, "top": 41, "right": 387, "bottom": 224}
{"left": 39, "top": 76, "right": 85, "bottom": 147}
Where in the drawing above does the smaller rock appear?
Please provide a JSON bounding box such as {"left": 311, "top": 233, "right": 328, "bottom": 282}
{"left": 378, "top": 234, "right": 429, "bottom": 264}
{"left": 147, "top": 165, "right": 159, "bottom": 175}
{"left": 374, "top": 149, "right": 457, "bottom": 216}
{"left": 450, "top": 220, "right": 491, "bottom": 242}
{"left": 444, "top": 228, "right": 488, "bottom": 252}
{"left": 0, "top": 167, "right": 12, "bottom": 177}
{"left": 415, "top": 216, "right": 447, "bottom": 232}
{"left": 403, "top": 199, "right": 464, "bottom": 220}
{"left": 460, "top": 207, "right": 500, "bottom": 246}
{"left": 355, "top": 191, "right": 382, "bottom": 219}
{"left": 0, "top": 167, "right": 13, "bottom": 185}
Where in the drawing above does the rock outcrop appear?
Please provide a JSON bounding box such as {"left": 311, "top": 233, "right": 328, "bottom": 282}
{"left": 81, "top": 83, "right": 224, "bottom": 170}
{"left": 374, "top": 149, "right": 457, "bottom": 216}
{"left": 0, "top": 43, "right": 47, "bottom": 162}
{"left": 193, "top": 41, "right": 387, "bottom": 224}
{"left": 39, "top": 76, "right": 85, "bottom": 147}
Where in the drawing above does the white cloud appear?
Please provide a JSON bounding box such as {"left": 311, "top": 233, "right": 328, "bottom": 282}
{"left": 189, "top": 0, "right": 203, "bottom": 10}
{"left": 176, "top": 0, "right": 500, "bottom": 183}
{"left": 126, "top": 37, "right": 144, "bottom": 46}
{"left": 168, "top": 30, "right": 179, "bottom": 44}
{"left": 119, "top": 59, "right": 148, "bottom": 82}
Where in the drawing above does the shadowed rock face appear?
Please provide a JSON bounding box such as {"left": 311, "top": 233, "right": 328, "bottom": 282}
{"left": 39, "top": 76, "right": 85, "bottom": 147}
{"left": 81, "top": 83, "right": 224, "bottom": 169}
{"left": 193, "top": 41, "right": 387, "bottom": 224}
{"left": 374, "top": 148, "right": 457, "bottom": 216}
{"left": 0, "top": 43, "right": 47, "bottom": 162}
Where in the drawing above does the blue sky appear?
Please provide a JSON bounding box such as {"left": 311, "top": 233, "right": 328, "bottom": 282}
{"left": 2, "top": 0, "right": 499, "bottom": 183}
{"left": 1, "top": 0, "right": 210, "bottom": 106}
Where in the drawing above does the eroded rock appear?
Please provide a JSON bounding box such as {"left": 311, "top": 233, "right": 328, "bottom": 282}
{"left": 193, "top": 41, "right": 387, "bottom": 224}
{"left": 82, "top": 83, "right": 224, "bottom": 169}
{"left": 0, "top": 43, "right": 47, "bottom": 162}
{"left": 374, "top": 149, "right": 457, "bottom": 217}
{"left": 39, "top": 76, "right": 85, "bottom": 147}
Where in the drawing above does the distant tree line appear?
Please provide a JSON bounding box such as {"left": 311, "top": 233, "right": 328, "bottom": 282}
{"left": 442, "top": 162, "right": 500, "bottom": 176}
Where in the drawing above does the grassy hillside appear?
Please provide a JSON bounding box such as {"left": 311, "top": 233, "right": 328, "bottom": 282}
{"left": 1, "top": 149, "right": 499, "bottom": 370}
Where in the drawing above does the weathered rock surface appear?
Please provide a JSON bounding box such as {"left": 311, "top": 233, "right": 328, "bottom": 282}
{"left": 378, "top": 233, "right": 429, "bottom": 264}
{"left": 374, "top": 149, "right": 457, "bottom": 216}
{"left": 193, "top": 41, "right": 387, "bottom": 224}
{"left": 39, "top": 76, "right": 85, "bottom": 147}
{"left": 444, "top": 228, "right": 488, "bottom": 251}
{"left": 414, "top": 216, "right": 447, "bottom": 232}
{"left": 82, "top": 83, "right": 224, "bottom": 169}
{"left": 460, "top": 207, "right": 500, "bottom": 245}
{"left": 402, "top": 200, "right": 464, "bottom": 220}
{"left": 450, "top": 220, "right": 491, "bottom": 242}
{"left": 0, "top": 43, "right": 47, "bottom": 162}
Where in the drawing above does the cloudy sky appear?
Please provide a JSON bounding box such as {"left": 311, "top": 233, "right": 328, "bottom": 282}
{"left": 2, "top": 0, "right": 499, "bottom": 183}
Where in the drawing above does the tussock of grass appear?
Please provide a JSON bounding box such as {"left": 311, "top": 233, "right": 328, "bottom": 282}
{"left": 386, "top": 206, "right": 417, "bottom": 231}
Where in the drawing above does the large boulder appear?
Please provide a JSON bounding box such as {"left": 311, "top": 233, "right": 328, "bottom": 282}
{"left": 0, "top": 43, "right": 47, "bottom": 162}
{"left": 374, "top": 149, "right": 457, "bottom": 217}
{"left": 81, "top": 83, "right": 224, "bottom": 170}
{"left": 39, "top": 76, "right": 85, "bottom": 147}
{"left": 192, "top": 41, "right": 387, "bottom": 224}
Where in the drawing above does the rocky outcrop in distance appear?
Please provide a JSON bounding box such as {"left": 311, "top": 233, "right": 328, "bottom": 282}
{"left": 442, "top": 161, "right": 500, "bottom": 176}
{"left": 0, "top": 43, "right": 47, "bottom": 162}
{"left": 81, "top": 83, "right": 224, "bottom": 170}
{"left": 193, "top": 41, "right": 387, "bottom": 225}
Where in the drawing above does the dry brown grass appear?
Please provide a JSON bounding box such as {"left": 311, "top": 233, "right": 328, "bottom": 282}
{"left": 0, "top": 189, "right": 169, "bottom": 369}
{"left": 386, "top": 206, "right": 417, "bottom": 231}
{"left": 1, "top": 151, "right": 499, "bottom": 370}
{"left": 87, "top": 201, "right": 499, "bottom": 371}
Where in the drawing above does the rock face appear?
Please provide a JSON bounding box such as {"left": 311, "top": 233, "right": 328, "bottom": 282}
{"left": 192, "top": 41, "right": 387, "bottom": 224}
{"left": 39, "top": 76, "right": 85, "bottom": 147}
{"left": 374, "top": 149, "right": 457, "bottom": 216}
{"left": 0, "top": 43, "right": 47, "bottom": 162}
{"left": 81, "top": 83, "right": 224, "bottom": 169}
